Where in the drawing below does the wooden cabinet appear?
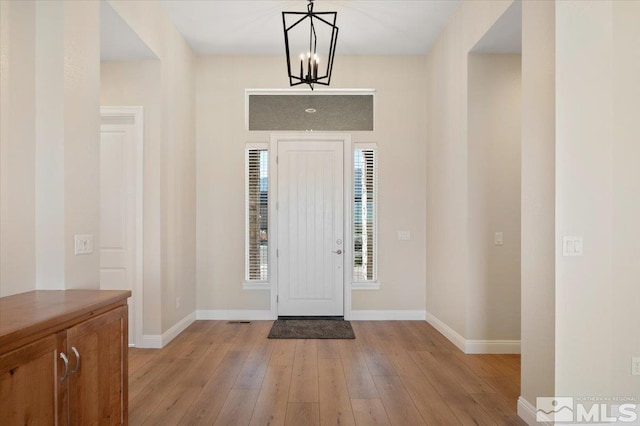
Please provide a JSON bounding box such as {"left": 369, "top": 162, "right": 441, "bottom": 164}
{"left": 68, "top": 306, "right": 128, "bottom": 425}
{"left": 0, "top": 290, "right": 130, "bottom": 425}
{"left": 0, "top": 332, "right": 67, "bottom": 425}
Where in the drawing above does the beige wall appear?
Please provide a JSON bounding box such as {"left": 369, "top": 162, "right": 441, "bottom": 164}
{"left": 425, "top": 0, "right": 512, "bottom": 337}
{"left": 35, "top": 0, "right": 64, "bottom": 289}
{"left": 0, "top": 0, "right": 101, "bottom": 296}
{"left": 0, "top": 0, "right": 36, "bottom": 297}
{"left": 520, "top": 0, "right": 555, "bottom": 407}
{"left": 100, "top": 60, "right": 163, "bottom": 335}
{"left": 107, "top": 0, "right": 196, "bottom": 333}
{"left": 556, "top": 0, "right": 640, "bottom": 399}
{"left": 467, "top": 53, "right": 521, "bottom": 341}
{"left": 195, "top": 55, "right": 428, "bottom": 312}
{"left": 611, "top": 0, "right": 640, "bottom": 399}
{"left": 62, "top": 0, "right": 101, "bottom": 289}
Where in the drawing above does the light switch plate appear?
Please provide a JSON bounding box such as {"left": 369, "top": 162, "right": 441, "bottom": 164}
{"left": 494, "top": 232, "right": 504, "bottom": 246}
{"left": 398, "top": 231, "right": 410, "bottom": 241}
{"left": 74, "top": 234, "right": 93, "bottom": 255}
{"left": 563, "top": 236, "right": 583, "bottom": 256}
{"left": 632, "top": 357, "right": 640, "bottom": 376}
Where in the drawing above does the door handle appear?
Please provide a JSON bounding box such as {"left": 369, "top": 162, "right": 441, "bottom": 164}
{"left": 70, "top": 346, "right": 80, "bottom": 375}
{"left": 332, "top": 249, "right": 342, "bottom": 255}
{"left": 59, "top": 352, "right": 69, "bottom": 382}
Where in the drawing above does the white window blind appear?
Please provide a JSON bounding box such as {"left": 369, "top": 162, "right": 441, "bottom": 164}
{"left": 246, "top": 147, "right": 269, "bottom": 281}
{"left": 353, "top": 148, "right": 377, "bottom": 282}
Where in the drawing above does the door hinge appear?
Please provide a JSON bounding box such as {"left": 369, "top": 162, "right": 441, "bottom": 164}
{"left": 276, "top": 156, "right": 278, "bottom": 164}
{"left": 276, "top": 248, "right": 279, "bottom": 257}
{"left": 277, "top": 295, "right": 279, "bottom": 303}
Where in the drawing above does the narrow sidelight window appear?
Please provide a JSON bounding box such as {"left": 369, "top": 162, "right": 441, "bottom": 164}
{"left": 246, "top": 146, "right": 269, "bottom": 281}
{"left": 353, "top": 147, "right": 377, "bottom": 282}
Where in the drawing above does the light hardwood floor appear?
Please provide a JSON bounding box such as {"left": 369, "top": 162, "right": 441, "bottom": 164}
{"left": 128, "top": 320, "right": 525, "bottom": 425}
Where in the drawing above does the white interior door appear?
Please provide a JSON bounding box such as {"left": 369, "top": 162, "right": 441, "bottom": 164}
{"left": 277, "top": 140, "right": 344, "bottom": 316}
{"left": 100, "top": 121, "right": 136, "bottom": 345}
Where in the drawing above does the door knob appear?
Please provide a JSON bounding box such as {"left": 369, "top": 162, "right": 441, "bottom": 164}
{"left": 332, "top": 249, "right": 342, "bottom": 255}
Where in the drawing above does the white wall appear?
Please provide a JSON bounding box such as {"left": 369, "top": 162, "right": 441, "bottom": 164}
{"left": 0, "top": 0, "right": 101, "bottom": 296}
{"left": 467, "top": 53, "right": 521, "bottom": 341}
{"left": 520, "top": 0, "right": 555, "bottom": 408}
{"left": 556, "top": 0, "right": 640, "bottom": 399}
{"left": 195, "top": 55, "right": 428, "bottom": 313}
{"left": 107, "top": 1, "right": 196, "bottom": 333}
{"left": 425, "top": 0, "right": 512, "bottom": 338}
{"left": 100, "top": 60, "right": 163, "bottom": 335}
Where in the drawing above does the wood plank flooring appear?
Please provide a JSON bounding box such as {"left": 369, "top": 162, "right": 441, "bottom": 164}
{"left": 129, "top": 321, "right": 525, "bottom": 425}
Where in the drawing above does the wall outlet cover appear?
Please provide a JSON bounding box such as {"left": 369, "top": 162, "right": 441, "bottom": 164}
{"left": 74, "top": 234, "right": 94, "bottom": 255}
{"left": 563, "top": 236, "right": 583, "bottom": 256}
{"left": 632, "top": 357, "right": 640, "bottom": 376}
{"left": 398, "top": 231, "right": 411, "bottom": 241}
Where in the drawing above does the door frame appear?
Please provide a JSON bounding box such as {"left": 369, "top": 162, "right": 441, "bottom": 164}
{"left": 269, "top": 132, "right": 353, "bottom": 320}
{"left": 99, "top": 106, "right": 144, "bottom": 347}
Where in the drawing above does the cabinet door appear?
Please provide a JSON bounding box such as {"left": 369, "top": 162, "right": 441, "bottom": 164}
{"left": 67, "top": 306, "right": 128, "bottom": 425}
{"left": 0, "top": 331, "right": 68, "bottom": 425}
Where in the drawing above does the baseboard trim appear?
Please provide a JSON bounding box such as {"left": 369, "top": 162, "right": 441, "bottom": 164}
{"left": 518, "top": 396, "right": 545, "bottom": 425}
{"left": 196, "top": 310, "right": 426, "bottom": 321}
{"left": 350, "top": 310, "right": 426, "bottom": 321}
{"left": 424, "top": 310, "right": 467, "bottom": 352}
{"left": 162, "top": 312, "right": 196, "bottom": 346}
{"left": 140, "top": 311, "right": 196, "bottom": 349}
{"left": 466, "top": 339, "right": 521, "bottom": 354}
{"left": 140, "top": 334, "right": 163, "bottom": 349}
{"left": 196, "top": 309, "right": 275, "bottom": 320}
{"left": 424, "top": 310, "right": 521, "bottom": 354}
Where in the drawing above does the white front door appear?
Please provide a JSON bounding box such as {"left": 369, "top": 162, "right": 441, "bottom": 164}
{"left": 277, "top": 140, "right": 344, "bottom": 316}
{"left": 100, "top": 121, "right": 136, "bottom": 345}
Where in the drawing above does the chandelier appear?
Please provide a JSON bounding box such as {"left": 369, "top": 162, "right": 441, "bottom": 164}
{"left": 282, "top": 0, "right": 339, "bottom": 90}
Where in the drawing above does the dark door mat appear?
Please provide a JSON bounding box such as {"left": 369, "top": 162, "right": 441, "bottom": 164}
{"left": 278, "top": 316, "right": 344, "bottom": 321}
{"left": 268, "top": 319, "right": 355, "bottom": 339}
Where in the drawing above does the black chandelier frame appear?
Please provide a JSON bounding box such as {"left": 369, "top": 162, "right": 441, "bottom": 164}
{"left": 282, "top": 0, "right": 339, "bottom": 90}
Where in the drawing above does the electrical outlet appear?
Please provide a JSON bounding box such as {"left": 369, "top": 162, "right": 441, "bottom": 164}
{"left": 175, "top": 297, "right": 180, "bottom": 310}
{"left": 398, "top": 231, "right": 410, "bottom": 241}
{"left": 74, "top": 234, "right": 93, "bottom": 255}
{"left": 563, "top": 236, "right": 584, "bottom": 256}
{"left": 632, "top": 357, "right": 640, "bottom": 376}
{"left": 494, "top": 232, "right": 504, "bottom": 246}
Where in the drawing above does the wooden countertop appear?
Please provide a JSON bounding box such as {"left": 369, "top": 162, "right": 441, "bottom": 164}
{"left": 0, "top": 290, "right": 131, "bottom": 354}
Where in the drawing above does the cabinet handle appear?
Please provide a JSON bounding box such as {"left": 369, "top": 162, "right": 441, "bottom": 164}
{"left": 70, "top": 346, "right": 80, "bottom": 375}
{"left": 59, "top": 352, "right": 69, "bottom": 382}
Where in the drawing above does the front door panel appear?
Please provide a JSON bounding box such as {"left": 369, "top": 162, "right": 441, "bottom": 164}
{"left": 277, "top": 140, "right": 344, "bottom": 316}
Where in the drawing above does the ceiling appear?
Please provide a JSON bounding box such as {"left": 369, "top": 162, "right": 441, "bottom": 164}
{"left": 158, "top": 0, "right": 462, "bottom": 56}
{"left": 100, "top": 1, "right": 158, "bottom": 61}
{"left": 470, "top": 1, "right": 521, "bottom": 54}
{"left": 100, "top": 0, "right": 521, "bottom": 61}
